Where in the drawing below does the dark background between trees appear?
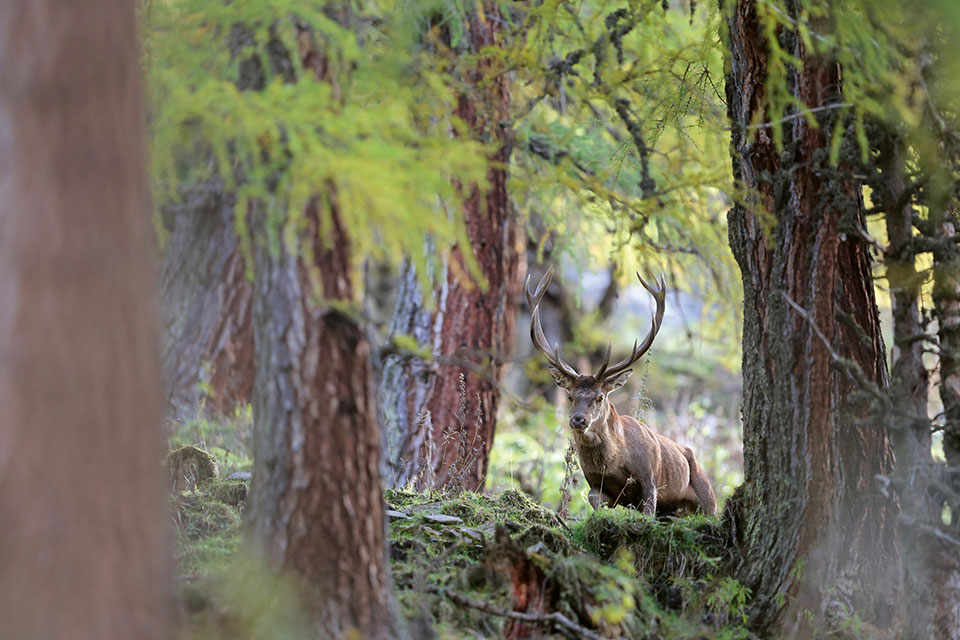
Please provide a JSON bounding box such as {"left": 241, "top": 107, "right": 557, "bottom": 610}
{"left": 3, "top": 0, "right": 960, "bottom": 638}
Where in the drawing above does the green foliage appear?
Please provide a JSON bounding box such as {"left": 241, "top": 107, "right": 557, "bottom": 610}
{"left": 144, "top": 0, "right": 490, "bottom": 291}
{"left": 722, "top": 0, "right": 960, "bottom": 171}
{"left": 504, "top": 0, "right": 742, "bottom": 355}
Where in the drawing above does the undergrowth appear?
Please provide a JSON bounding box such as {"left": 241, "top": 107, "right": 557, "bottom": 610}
{"left": 171, "top": 449, "right": 753, "bottom": 639}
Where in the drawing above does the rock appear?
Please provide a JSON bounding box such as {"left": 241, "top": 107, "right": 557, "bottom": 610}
{"left": 208, "top": 479, "right": 248, "bottom": 509}
{"left": 460, "top": 528, "right": 485, "bottom": 544}
{"left": 386, "top": 510, "right": 410, "bottom": 520}
{"left": 525, "top": 541, "right": 547, "bottom": 554}
{"left": 166, "top": 445, "right": 220, "bottom": 493}
{"left": 423, "top": 514, "right": 463, "bottom": 525}
{"left": 226, "top": 471, "right": 251, "bottom": 482}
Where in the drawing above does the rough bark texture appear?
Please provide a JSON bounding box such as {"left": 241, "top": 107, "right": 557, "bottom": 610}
{"left": 935, "top": 211, "right": 960, "bottom": 503}
{"left": 159, "top": 187, "right": 253, "bottom": 421}
{"left": 877, "top": 134, "right": 952, "bottom": 639}
{"left": 246, "top": 201, "right": 399, "bottom": 639}
{"left": 722, "top": 1, "right": 900, "bottom": 634}
{"left": 382, "top": 3, "right": 520, "bottom": 491}
{"left": 155, "top": 19, "right": 297, "bottom": 425}
{"left": 0, "top": 3, "right": 171, "bottom": 637}
{"left": 930, "top": 209, "right": 960, "bottom": 639}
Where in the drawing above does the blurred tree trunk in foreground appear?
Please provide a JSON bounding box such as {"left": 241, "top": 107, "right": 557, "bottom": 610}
{"left": 723, "top": 1, "right": 899, "bottom": 635}
{"left": 0, "top": 2, "right": 170, "bottom": 637}
{"left": 159, "top": 189, "right": 253, "bottom": 421}
{"left": 245, "top": 28, "right": 401, "bottom": 638}
{"left": 382, "top": 2, "right": 520, "bottom": 491}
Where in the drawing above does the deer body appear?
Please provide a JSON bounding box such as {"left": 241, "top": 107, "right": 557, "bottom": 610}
{"left": 575, "top": 402, "right": 716, "bottom": 515}
{"left": 525, "top": 267, "right": 717, "bottom": 517}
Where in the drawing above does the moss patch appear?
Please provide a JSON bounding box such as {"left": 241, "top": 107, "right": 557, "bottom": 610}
{"left": 172, "top": 455, "right": 753, "bottom": 639}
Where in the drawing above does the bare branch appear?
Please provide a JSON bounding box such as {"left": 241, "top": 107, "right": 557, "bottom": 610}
{"left": 429, "top": 586, "right": 621, "bottom": 640}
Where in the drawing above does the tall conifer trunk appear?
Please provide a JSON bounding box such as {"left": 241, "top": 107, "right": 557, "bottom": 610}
{"left": 929, "top": 206, "right": 960, "bottom": 638}
{"left": 245, "top": 23, "right": 400, "bottom": 637}
{"left": 159, "top": 191, "right": 253, "bottom": 421}
{"left": 722, "top": 1, "right": 900, "bottom": 634}
{"left": 246, "top": 201, "right": 400, "bottom": 638}
{"left": 0, "top": 2, "right": 170, "bottom": 636}
{"left": 382, "top": 2, "right": 520, "bottom": 490}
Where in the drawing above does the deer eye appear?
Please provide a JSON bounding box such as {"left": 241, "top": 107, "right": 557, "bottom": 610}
{"left": 594, "top": 396, "right": 602, "bottom": 405}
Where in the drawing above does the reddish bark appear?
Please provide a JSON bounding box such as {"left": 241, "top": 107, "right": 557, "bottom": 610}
{"left": 246, "top": 26, "right": 399, "bottom": 637}
{"left": 723, "top": 1, "right": 899, "bottom": 634}
{"left": 0, "top": 2, "right": 171, "bottom": 637}
{"left": 247, "top": 201, "right": 399, "bottom": 638}
{"left": 386, "top": 3, "right": 521, "bottom": 490}
{"left": 159, "top": 192, "right": 253, "bottom": 420}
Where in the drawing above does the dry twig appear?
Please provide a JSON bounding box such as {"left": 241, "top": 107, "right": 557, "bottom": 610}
{"left": 428, "top": 586, "right": 621, "bottom": 640}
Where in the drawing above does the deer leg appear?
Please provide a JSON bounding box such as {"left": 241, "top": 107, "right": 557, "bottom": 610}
{"left": 588, "top": 488, "right": 604, "bottom": 510}
{"left": 588, "top": 488, "right": 616, "bottom": 510}
{"left": 639, "top": 480, "right": 657, "bottom": 515}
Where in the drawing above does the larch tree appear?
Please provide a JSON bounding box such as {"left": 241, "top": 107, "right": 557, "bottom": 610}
{"left": 244, "top": 23, "right": 400, "bottom": 638}
{"left": 246, "top": 196, "right": 400, "bottom": 638}
{"left": 721, "top": 0, "right": 900, "bottom": 634}
{"left": 0, "top": 1, "right": 170, "bottom": 637}
{"left": 147, "top": 2, "right": 490, "bottom": 635}
{"left": 382, "top": 1, "right": 519, "bottom": 492}
{"left": 158, "top": 189, "right": 254, "bottom": 421}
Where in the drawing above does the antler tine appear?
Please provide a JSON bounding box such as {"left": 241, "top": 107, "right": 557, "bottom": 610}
{"left": 526, "top": 267, "right": 579, "bottom": 379}
{"left": 524, "top": 264, "right": 554, "bottom": 310}
{"left": 551, "top": 343, "right": 580, "bottom": 379}
{"left": 594, "top": 341, "right": 613, "bottom": 379}
{"left": 597, "top": 271, "right": 667, "bottom": 382}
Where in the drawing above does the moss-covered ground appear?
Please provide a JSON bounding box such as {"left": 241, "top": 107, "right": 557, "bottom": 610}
{"left": 172, "top": 445, "right": 754, "bottom": 639}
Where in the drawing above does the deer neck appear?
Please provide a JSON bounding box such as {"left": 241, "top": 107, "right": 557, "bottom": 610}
{"left": 574, "top": 400, "right": 624, "bottom": 450}
{"left": 604, "top": 402, "right": 626, "bottom": 443}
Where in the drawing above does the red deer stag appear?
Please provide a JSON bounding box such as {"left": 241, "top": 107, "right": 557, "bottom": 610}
{"left": 526, "top": 266, "right": 717, "bottom": 516}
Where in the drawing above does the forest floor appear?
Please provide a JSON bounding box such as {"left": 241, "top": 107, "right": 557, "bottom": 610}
{"left": 170, "top": 445, "right": 755, "bottom": 639}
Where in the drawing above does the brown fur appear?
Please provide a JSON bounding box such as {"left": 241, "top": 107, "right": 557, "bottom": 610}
{"left": 557, "top": 373, "right": 717, "bottom": 517}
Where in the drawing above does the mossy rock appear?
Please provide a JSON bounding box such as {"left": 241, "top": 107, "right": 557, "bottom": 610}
{"left": 495, "top": 489, "right": 565, "bottom": 528}
{"left": 167, "top": 445, "right": 220, "bottom": 493}
{"left": 174, "top": 495, "right": 239, "bottom": 542}
{"left": 516, "top": 523, "right": 575, "bottom": 555}
{"left": 206, "top": 479, "right": 248, "bottom": 510}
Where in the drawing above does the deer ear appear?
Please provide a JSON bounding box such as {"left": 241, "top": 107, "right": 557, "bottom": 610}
{"left": 604, "top": 369, "right": 633, "bottom": 393}
{"left": 548, "top": 365, "right": 573, "bottom": 389}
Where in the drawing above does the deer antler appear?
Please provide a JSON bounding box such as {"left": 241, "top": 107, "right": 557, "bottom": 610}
{"left": 595, "top": 272, "right": 666, "bottom": 382}
{"left": 524, "top": 265, "right": 580, "bottom": 380}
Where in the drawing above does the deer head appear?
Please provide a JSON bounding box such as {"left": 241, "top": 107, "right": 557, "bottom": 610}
{"left": 525, "top": 265, "right": 666, "bottom": 438}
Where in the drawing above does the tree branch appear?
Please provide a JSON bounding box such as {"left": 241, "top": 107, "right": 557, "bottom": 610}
{"left": 428, "top": 586, "right": 621, "bottom": 640}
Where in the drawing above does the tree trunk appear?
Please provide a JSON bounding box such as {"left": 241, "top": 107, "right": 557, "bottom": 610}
{"left": 0, "top": 3, "right": 170, "bottom": 637}
{"left": 155, "top": 18, "right": 292, "bottom": 424}
{"left": 722, "top": 1, "right": 900, "bottom": 634}
{"left": 246, "top": 200, "right": 400, "bottom": 639}
{"left": 382, "top": 3, "right": 519, "bottom": 491}
{"left": 876, "top": 133, "right": 953, "bottom": 639}
{"left": 159, "top": 187, "right": 253, "bottom": 421}
{"left": 930, "top": 207, "right": 960, "bottom": 638}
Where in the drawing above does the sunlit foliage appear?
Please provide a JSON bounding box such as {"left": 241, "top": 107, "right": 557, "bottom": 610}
{"left": 144, "top": 0, "right": 491, "bottom": 290}
{"left": 504, "top": 1, "right": 742, "bottom": 358}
